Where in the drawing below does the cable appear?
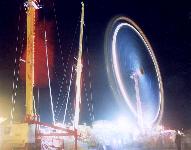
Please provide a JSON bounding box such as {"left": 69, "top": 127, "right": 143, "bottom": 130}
{"left": 44, "top": 30, "right": 55, "bottom": 124}
{"left": 84, "top": 33, "right": 95, "bottom": 123}
{"left": 52, "top": 0, "right": 81, "bottom": 122}
{"left": 63, "top": 66, "right": 74, "bottom": 124}
{"left": 10, "top": 4, "right": 25, "bottom": 124}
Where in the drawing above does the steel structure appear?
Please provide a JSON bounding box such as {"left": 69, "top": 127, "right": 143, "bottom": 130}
{"left": 0, "top": 1, "right": 85, "bottom": 149}
{"left": 26, "top": 0, "right": 35, "bottom": 118}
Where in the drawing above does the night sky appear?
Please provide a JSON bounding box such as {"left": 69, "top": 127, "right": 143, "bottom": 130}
{"left": 0, "top": 0, "right": 191, "bottom": 129}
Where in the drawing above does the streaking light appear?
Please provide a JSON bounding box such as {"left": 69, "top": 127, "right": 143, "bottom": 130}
{"left": 106, "top": 16, "right": 164, "bottom": 127}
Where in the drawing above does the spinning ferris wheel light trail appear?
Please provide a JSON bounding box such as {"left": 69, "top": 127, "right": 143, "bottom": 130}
{"left": 105, "top": 16, "right": 164, "bottom": 127}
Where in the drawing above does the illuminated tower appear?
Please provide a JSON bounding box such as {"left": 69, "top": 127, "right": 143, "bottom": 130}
{"left": 25, "top": 0, "right": 41, "bottom": 119}
{"left": 26, "top": 0, "right": 35, "bottom": 118}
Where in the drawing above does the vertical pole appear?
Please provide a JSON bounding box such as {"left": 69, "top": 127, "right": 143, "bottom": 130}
{"left": 73, "top": 2, "right": 84, "bottom": 149}
{"left": 74, "top": 1, "right": 84, "bottom": 131}
{"left": 26, "top": 0, "right": 36, "bottom": 118}
{"left": 132, "top": 73, "right": 143, "bottom": 129}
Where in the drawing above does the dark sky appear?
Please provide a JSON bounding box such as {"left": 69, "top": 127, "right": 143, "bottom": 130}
{"left": 0, "top": 0, "right": 191, "bottom": 129}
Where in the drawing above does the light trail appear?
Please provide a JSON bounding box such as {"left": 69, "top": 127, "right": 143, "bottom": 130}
{"left": 111, "top": 17, "right": 164, "bottom": 126}
{"left": 44, "top": 31, "right": 55, "bottom": 125}
{"left": 63, "top": 66, "right": 74, "bottom": 124}
{"left": 10, "top": 5, "right": 24, "bottom": 124}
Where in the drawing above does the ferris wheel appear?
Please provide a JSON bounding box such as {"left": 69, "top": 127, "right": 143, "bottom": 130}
{"left": 104, "top": 16, "right": 164, "bottom": 127}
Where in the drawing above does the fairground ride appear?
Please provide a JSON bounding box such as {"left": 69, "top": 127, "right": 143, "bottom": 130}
{"left": 0, "top": 0, "right": 87, "bottom": 149}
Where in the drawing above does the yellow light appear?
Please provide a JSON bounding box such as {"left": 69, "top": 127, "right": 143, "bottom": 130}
{"left": 0, "top": 117, "right": 6, "bottom": 124}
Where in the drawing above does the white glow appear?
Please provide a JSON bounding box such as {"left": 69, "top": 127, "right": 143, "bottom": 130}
{"left": 112, "top": 23, "right": 137, "bottom": 116}
{"left": 115, "top": 116, "right": 135, "bottom": 133}
{"left": 116, "top": 116, "right": 129, "bottom": 128}
{"left": 112, "top": 20, "right": 164, "bottom": 126}
{"left": 0, "top": 117, "right": 6, "bottom": 124}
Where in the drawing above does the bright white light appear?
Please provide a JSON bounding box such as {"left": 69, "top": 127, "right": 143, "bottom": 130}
{"left": 0, "top": 117, "right": 6, "bottom": 124}
{"left": 156, "top": 125, "right": 164, "bottom": 131}
{"left": 116, "top": 116, "right": 132, "bottom": 132}
{"left": 142, "top": 116, "right": 155, "bottom": 129}
{"left": 111, "top": 18, "right": 164, "bottom": 126}
{"left": 112, "top": 24, "right": 137, "bottom": 116}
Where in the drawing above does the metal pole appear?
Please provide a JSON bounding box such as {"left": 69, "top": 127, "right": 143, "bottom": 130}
{"left": 73, "top": 2, "right": 84, "bottom": 149}
{"left": 74, "top": 1, "right": 84, "bottom": 129}
{"left": 131, "top": 73, "right": 143, "bottom": 129}
{"left": 26, "top": 0, "right": 36, "bottom": 118}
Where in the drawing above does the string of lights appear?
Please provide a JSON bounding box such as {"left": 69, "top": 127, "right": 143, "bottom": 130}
{"left": 10, "top": 5, "right": 25, "bottom": 124}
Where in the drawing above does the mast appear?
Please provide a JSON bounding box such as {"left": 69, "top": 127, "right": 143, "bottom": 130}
{"left": 74, "top": 2, "right": 84, "bottom": 129}
{"left": 131, "top": 70, "right": 144, "bottom": 129}
{"left": 26, "top": 0, "right": 36, "bottom": 117}
{"left": 25, "top": 0, "right": 41, "bottom": 118}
